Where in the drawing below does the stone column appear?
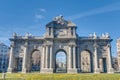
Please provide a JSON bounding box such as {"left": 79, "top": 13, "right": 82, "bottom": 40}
{"left": 45, "top": 28, "right": 49, "bottom": 37}
{"left": 93, "top": 44, "right": 100, "bottom": 73}
{"left": 41, "top": 46, "right": 45, "bottom": 69}
{"left": 7, "top": 42, "right": 14, "bottom": 73}
{"left": 73, "top": 46, "right": 76, "bottom": 69}
{"left": 77, "top": 47, "right": 80, "bottom": 68}
{"left": 49, "top": 27, "right": 51, "bottom": 36}
{"left": 47, "top": 28, "right": 49, "bottom": 36}
{"left": 68, "top": 28, "right": 71, "bottom": 37}
{"left": 68, "top": 45, "right": 72, "bottom": 69}
{"left": 99, "top": 58, "right": 103, "bottom": 72}
{"left": 73, "top": 28, "right": 76, "bottom": 36}
{"left": 67, "top": 45, "right": 77, "bottom": 73}
{"left": 77, "top": 46, "right": 81, "bottom": 72}
{"left": 107, "top": 44, "right": 114, "bottom": 73}
{"left": 51, "top": 28, "right": 54, "bottom": 37}
{"left": 49, "top": 45, "right": 53, "bottom": 69}
{"left": 45, "top": 46, "right": 48, "bottom": 68}
{"left": 41, "top": 45, "right": 53, "bottom": 73}
{"left": 22, "top": 42, "right": 28, "bottom": 73}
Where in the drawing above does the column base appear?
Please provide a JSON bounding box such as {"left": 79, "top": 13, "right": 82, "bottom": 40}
{"left": 107, "top": 68, "right": 114, "bottom": 73}
{"left": 94, "top": 68, "right": 100, "bottom": 73}
{"left": 22, "top": 68, "right": 27, "bottom": 73}
{"left": 118, "top": 67, "right": 120, "bottom": 72}
{"left": 7, "top": 68, "right": 13, "bottom": 73}
{"left": 67, "top": 68, "right": 77, "bottom": 74}
{"left": 40, "top": 68, "right": 53, "bottom": 73}
{"left": 77, "top": 68, "right": 81, "bottom": 73}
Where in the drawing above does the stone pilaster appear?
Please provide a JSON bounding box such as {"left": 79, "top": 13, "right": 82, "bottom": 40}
{"left": 107, "top": 44, "right": 114, "bottom": 73}
{"left": 47, "top": 28, "right": 49, "bottom": 36}
{"left": 99, "top": 58, "right": 103, "bottom": 72}
{"left": 77, "top": 46, "right": 81, "bottom": 72}
{"left": 41, "top": 45, "right": 53, "bottom": 73}
{"left": 93, "top": 43, "right": 100, "bottom": 73}
{"left": 73, "top": 28, "right": 76, "bottom": 36}
{"left": 73, "top": 46, "right": 76, "bottom": 69}
{"left": 22, "top": 42, "right": 28, "bottom": 73}
{"left": 68, "top": 45, "right": 72, "bottom": 69}
{"left": 51, "top": 28, "right": 54, "bottom": 38}
{"left": 41, "top": 46, "right": 45, "bottom": 69}
{"left": 49, "top": 45, "right": 53, "bottom": 69}
{"left": 45, "top": 46, "right": 48, "bottom": 68}
{"left": 41, "top": 45, "right": 45, "bottom": 73}
{"left": 67, "top": 45, "right": 77, "bottom": 73}
{"left": 7, "top": 42, "right": 14, "bottom": 73}
{"left": 68, "top": 28, "right": 71, "bottom": 37}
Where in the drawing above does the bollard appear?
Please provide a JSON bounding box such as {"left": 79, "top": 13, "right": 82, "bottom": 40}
{"left": 2, "top": 72, "right": 6, "bottom": 79}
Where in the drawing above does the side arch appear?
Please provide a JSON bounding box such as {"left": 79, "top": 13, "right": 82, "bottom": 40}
{"left": 29, "top": 49, "right": 41, "bottom": 72}
{"left": 80, "top": 49, "right": 93, "bottom": 73}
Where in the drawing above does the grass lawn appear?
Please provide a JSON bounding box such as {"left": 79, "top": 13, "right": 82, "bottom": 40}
{"left": 0, "top": 73, "right": 120, "bottom": 80}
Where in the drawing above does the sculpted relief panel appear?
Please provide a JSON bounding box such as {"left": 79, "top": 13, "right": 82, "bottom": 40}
{"left": 55, "top": 29, "right": 68, "bottom": 37}
{"left": 81, "top": 50, "right": 91, "bottom": 72}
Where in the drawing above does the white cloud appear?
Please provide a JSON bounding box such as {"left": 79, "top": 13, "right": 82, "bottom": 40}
{"left": 66, "top": 2, "right": 120, "bottom": 20}
{"left": 40, "top": 9, "right": 46, "bottom": 12}
{"left": 34, "top": 8, "right": 46, "bottom": 21}
{"left": 35, "top": 14, "right": 44, "bottom": 19}
{"left": 0, "top": 37, "right": 9, "bottom": 41}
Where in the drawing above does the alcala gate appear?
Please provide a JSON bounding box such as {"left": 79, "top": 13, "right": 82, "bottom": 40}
{"left": 7, "top": 15, "right": 114, "bottom": 73}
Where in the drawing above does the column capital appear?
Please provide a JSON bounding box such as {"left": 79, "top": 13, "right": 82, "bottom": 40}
{"left": 42, "top": 44, "right": 46, "bottom": 47}
{"left": 107, "top": 44, "right": 111, "bottom": 48}
{"left": 24, "top": 41, "right": 28, "bottom": 47}
{"left": 68, "top": 44, "right": 72, "bottom": 47}
{"left": 43, "top": 44, "right": 52, "bottom": 47}
{"left": 10, "top": 44, "right": 14, "bottom": 47}
{"left": 68, "top": 44, "right": 76, "bottom": 47}
{"left": 49, "top": 45, "right": 53, "bottom": 47}
{"left": 24, "top": 44, "right": 28, "bottom": 47}
{"left": 93, "top": 43, "right": 98, "bottom": 48}
{"left": 73, "top": 45, "right": 77, "bottom": 47}
{"left": 10, "top": 41, "right": 15, "bottom": 47}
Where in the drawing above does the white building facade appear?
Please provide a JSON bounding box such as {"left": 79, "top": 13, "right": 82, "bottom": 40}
{"left": 0, "top": 42, "right": 9, "bottom": 72}
{"left": 117, "top": 38, "right": 120, "bottom": 71}
{"left": 7, "top": 15, "right": 114, "bottom": 73}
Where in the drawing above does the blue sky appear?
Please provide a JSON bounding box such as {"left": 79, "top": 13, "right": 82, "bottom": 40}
{"left": 56, "top": 52, "right": 66, "bottom": 63}
{"left": 0, "top": 0, "right": 120, "bottom": 57}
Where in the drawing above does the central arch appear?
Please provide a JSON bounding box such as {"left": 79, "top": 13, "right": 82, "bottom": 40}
{"left": 55, "top": 49, "right": 67, "bottom": 73}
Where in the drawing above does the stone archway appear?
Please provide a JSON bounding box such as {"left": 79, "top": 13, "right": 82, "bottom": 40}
{"left": 55, "top": 49, "right": 67, "bottom": 73}
{"left": 80, "top": 50, "right": 93, "bottom": 73}
{"left": 30, "top": 50, "right": 41, "bottom": 72}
